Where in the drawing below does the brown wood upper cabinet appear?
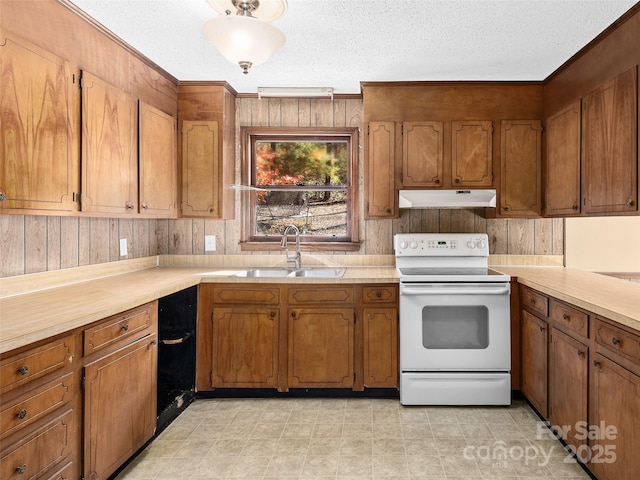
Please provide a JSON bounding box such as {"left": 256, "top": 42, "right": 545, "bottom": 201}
{"left": 366, "top": 121, "right": 397, "bottom": 218}
{"left": 545, "top": 100, "right": 582, "bottom": 216}
{"left": 178, "top": 84, "right": 236, "bottom": 219}
{"left": 138, "top": 102, "right": 178, "bottom": 217}
{"left": 500, "top": 120, "right": 542, "bottom": 217}
{"left": 402, "top": 122, "right": 444, "bottom": 187}
{"left": 80, "top": 71, "right": 138, "bottom": 215}
{"left": 0, "top": 31, "right": 79, "bottom": 214}
{"left": 582, "top": 66, "right": 638, "bottom": 214}
{"left": 451, "top": 120, "right": 493, "bottom": 187}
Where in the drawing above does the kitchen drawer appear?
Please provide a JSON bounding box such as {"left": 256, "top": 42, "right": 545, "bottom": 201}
{"left": 0, "top": 409, "right": 73, "bottom": 480}
{"left": 288, "top": 286, "right": 354, "bottom": 305}
{"left": 361, "top": 285, "right": 397, "bottom": 304}
{"left": 43, "top": 461, "right": 73, "bottom": 480}
{"left": 549, "top": 299, "right": 589, "bottom": 338}
{"left": 595, "top": 318, "right": 640, "bottom": 364}
{"left": 213, "top": 285, "right": 280, "bottom": 305}
{"left": 520, "top": 286, "right": 548, "bottom": 317}
{"left": 84, "top": 303, "right": 154, "bottom": 355}
{"left": 1, "top": 373, "right": 74, "bottom": 440}
{"left": 0, "top": 336, "right": 74, "bottom": 395}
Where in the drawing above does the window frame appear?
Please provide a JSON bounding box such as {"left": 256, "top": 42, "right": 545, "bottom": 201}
{"left": 239, "top": 126, "right": 360, "bottom": 251}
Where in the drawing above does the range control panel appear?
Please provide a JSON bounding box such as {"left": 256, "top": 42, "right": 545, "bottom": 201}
{"left": 394, "top": 233, "right": 490, "bottom": 257}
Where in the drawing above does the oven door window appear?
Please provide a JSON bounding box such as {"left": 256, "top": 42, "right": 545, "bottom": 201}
{"left": 422, "top": 306, "right": 489, "bottom": 349}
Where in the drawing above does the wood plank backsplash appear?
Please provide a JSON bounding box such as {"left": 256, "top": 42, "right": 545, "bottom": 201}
{"left": 0, "top": 97, "right": 564, "bottom": 278}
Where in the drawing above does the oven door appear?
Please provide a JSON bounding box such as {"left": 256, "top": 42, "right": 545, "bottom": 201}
{"left": 399, "top": 282, "right": 511, "bottom": 371}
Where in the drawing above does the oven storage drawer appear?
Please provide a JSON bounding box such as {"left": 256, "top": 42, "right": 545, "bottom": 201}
{"left": 400, "top": 373, "right": 511, "bottom": 405}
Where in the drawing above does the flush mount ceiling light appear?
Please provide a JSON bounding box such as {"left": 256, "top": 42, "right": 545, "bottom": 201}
{"left": 202, "top": 0, "right": 287, "bottom": 75}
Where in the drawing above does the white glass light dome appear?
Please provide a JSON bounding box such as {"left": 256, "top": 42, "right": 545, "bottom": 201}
{"left": 202, "top": 15, "right": 286, "bottom": 74}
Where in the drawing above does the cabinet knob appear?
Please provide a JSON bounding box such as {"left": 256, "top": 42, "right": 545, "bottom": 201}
{"left": 291, "top": 312, "right": 296, "bottom": 318}
{"left": 577, "top": 350, "right": 584, "bottom": 357}
{"left": 562, "top": 314, "right": 570, "bottom": 321}
{"left": 539, "top": 326, "right": 545, "bottom": 332}
{"left": 16, "top": 409, "right": 27, "bottom": 419}
{"left": 455, "top": 178, "right": 461, "bottom": 184}
{"left": 626, "top": 199, "right": 634, "bottom": 207}
{"left": 572, "top": 204, "right": 578, "bottom": 210}
{"left": 16, "top": 464, "right": 27, "bottom": 475}
{"left": 593, "top": 360, "right": 601, "bottom": 367}
{"left": 126, "top": 202, "right": 134, "bottom": 210}
{"left": 529, "top": 298, "right": 535, "bottom": 305}
{"left": 142, "top": 203, "right": 148, "bottom": 209}
{"left": 435, "top": 179, "right": 440, "bottom": 184}
{"left": 18, "top": 365, "right": 28, "bottom": 376}
{"left": 151, "top": 340, "right": 157, "bottom": 346}
{"left": 503, "top": 207, "right": 510, "bottom": 212}
{"left": 121, "top": 324, "right": 129, "bottom": 332}
{"left": 0, "top": 189, "right": 6, "bottom": 202}
{"left": 612, "top": 337, "right": 620, "bottom": 345}
{"left": 270, "top": 311, "right": 276, "bottom": 318}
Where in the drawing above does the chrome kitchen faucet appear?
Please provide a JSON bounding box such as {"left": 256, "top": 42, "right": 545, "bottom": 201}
{"left": 281, "top": 224, "right": 301, "bottom": 270}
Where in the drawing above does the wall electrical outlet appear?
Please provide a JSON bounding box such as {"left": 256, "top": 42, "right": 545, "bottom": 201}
{"left": 119, "top": 238, "right": 128, "bottom": 257}
{"left": 205, "top": 235, "right": 216, "bottom": 252}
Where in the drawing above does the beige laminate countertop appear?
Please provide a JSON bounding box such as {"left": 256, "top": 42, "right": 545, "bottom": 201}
{"left": 0, "top": 266, "right": 398, "bottom": 355}
{"left": 494, "top": 266, "right": 640, "bottom": 332}
{"left": 1, "top": 263, "right": 639, "bottom": 356}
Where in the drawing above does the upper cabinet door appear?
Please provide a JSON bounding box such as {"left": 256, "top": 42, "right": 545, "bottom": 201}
{"left": 366, "top": 121, "right": 396, "bottom": 218}
{"left": 582, "top": 66, "right": 638, "bottom": 214}
{"left": 181, "top": 120, "right": 220, "bottom": 217}
{"left": 402, "top": 121, "right": 443, "bottom": 187}
{"left": 81, "top": 71, "right": 138, "bottom": 215}
{"left": 545, "top": 100, "right": 582, "bottom": 216}
{"left": 500, "top": 120, "right": 542, "bottom": 217}
{"left": 451, "top": 120, "right": 493, "bottom": 187}
{"left": 138, "top": 102, "right": 177, "bottom": 218}
{"left": 0, "top": 32, "right": 78, "bottom": 213}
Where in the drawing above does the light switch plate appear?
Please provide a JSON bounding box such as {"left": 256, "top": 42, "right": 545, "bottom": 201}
{"left": 205, "top": 235, "right": 216, "bottom": 252}
{"left": 119, "top": 238, "right": 128, "bottom": 257}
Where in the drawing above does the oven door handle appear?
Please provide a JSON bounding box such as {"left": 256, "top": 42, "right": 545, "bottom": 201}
{"left": 401, "top": 285, "right": 510, "bottom": 296}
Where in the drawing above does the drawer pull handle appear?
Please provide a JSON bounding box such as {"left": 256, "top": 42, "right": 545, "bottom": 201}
{"left": 121, "top": 324, "right": 129, "bottom": 332}
{"left": 16, "top": 464, "right": 27, "bottom": 474}
{"left": 16, "top": 409, "right": 27, "bottom": 419}
{"left": 612, "top": 337, "right": 620, "bottom": 345}
{"left": 376, "top": 292, "right": 382, "bottom": 298}
{"left": 563, "top": 314, "right": 570, "bottom": 321}
{"left": 18, "top": 365, "right": 28, "bottom": 376}
{"left": 593, "top": 360, "right": 601, "bottom": 367}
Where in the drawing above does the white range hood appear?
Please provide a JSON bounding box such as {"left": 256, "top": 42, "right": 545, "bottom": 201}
{"left": 398, "top": 189, "right": 497, "bottom": 209}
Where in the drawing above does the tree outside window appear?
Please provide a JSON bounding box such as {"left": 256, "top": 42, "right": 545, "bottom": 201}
{"left": 241, "top": 128, "right": 359, "bottom": 247}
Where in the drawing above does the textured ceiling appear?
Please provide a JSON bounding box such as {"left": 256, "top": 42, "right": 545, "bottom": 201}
{"left": 68, "top": 0, "right": 638, "bottom": 94}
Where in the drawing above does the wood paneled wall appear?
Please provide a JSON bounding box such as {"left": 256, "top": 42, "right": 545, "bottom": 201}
{"left": 0, "top": 98, "right": 564, "bottom": 278}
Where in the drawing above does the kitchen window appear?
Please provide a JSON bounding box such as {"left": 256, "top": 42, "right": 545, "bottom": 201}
{"left": 240, "top": 127, "right": 359, "bottom": 250}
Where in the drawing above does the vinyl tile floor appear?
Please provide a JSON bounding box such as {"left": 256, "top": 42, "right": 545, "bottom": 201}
{"left": 115, "top": 397, "right": 592, "bottom": 480}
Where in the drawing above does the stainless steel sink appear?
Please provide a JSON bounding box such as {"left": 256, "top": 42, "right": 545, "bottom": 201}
{"left": 288, "top": 267, "right": 346, "bottom": 278}
{"left": 233, "top": 267, "right": 346, "bottom": 278}
{"left": 233, "top": 268, "right": 292, "bottom": 278}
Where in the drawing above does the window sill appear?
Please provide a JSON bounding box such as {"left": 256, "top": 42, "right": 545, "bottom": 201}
{"left": 240, "top": 241, "right": 362, "bottom": 253}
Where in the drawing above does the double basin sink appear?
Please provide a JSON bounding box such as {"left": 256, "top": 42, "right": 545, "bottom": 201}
{"left": 233, "top": 266, "right": 346, "bottom": 278}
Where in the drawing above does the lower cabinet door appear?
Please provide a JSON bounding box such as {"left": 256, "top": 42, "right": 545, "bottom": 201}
{"left": 83, "top": 334, "right": 157, "bottom": 480}
{"left": 363, "top": 308, "right": 398, "bottom": 388}
{"left": 548, "top": 328, "right": 588, "bottom": 459}
{"left": 521, "top": 311, "right": 548, "bottom": 416}
{"left": 589, "top": 355, "right": 640, "bottom": 480}
{"left": 212, "top": 307, "right": 279, "bottom": 388}
{"left": 288, "top": 308, "right": 354, "bottom": 388}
